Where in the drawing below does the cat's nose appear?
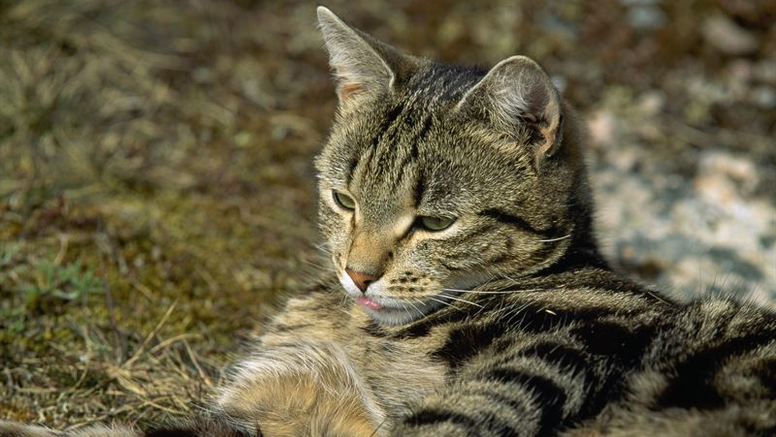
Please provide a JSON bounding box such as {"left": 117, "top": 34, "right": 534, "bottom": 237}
{"left": 345, "top": 268, "right": 377, "bottom": 292}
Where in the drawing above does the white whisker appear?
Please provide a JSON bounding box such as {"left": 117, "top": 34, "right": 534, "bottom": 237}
{"left": 439, "top": 293, "right": 484, "bottom": 308}
{"left": 428, "top": 296, "right": 456, "bottom": 309}
{"left": 442, "top": 287, "right": 548, "bottom": 295}
{"left": 404, "top": 298, "right": 425, "bottom": 318}
{"left": 538, "top": 234, "right": 571, "bottom": 243}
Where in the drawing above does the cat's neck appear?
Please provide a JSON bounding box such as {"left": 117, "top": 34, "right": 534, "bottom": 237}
{"left": 535, "top": 107, "right": 609, "bottom": 277}
{"left": 539, "top": 216, "right": 609, "bottom": 277}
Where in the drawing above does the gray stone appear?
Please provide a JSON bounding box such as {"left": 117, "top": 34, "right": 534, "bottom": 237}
{"left": 702, "top": 15, "right": 759, "bottom": 56}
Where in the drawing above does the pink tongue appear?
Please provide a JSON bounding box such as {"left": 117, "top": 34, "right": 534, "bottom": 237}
{"left": 357, "top": 296, "right": 383, "bottom": 311}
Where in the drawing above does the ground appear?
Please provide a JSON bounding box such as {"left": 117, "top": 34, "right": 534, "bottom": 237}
{"left": 1, "top": 0, "right": 774, "bottom": 429}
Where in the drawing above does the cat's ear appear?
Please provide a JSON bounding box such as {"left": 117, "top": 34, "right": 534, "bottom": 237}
{"left": 456, "top": 56, "right": 562, "bottom": 169}
{"left": 317, "top": 6, "right": 416, "bottom": 104}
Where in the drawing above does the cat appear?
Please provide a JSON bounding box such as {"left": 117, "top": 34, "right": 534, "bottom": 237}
{"left": 2, "top": 6, "right": 774, "bottom": 437}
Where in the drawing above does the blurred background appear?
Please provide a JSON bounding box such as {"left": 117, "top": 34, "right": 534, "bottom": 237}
{"left": 1, "top": 0, "right": 774, "bottom": 427}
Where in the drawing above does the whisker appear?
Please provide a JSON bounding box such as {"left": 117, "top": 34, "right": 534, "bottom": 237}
{"left": 428, "top": 296, "right": 456, "bottom": 309}
{"left": 403, "top": 298, "right": 425, "bottom": 318}
{"left": 334, "top": 294, "right": 352, "bottom": 316}
{"left": 439, "top": 293, "right": 484, "bottom": 308}
{"left": 538, "top": 234, "right": 571, "bottom": 243}
{"left": 498, "top": 272, "right": 522, "bottom": 285}
{"left": 441, "top": 287, "right": 549, "bottom": 295}
{"left": 313, "top": 243, "right": 332, "bottom": 253}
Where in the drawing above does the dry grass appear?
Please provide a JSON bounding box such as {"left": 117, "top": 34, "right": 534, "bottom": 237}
{"left": 0, "top": 0, "right": 326, "bottom": 426}
{"left": 1, "top": 0, "right": 774, "bottom": 428}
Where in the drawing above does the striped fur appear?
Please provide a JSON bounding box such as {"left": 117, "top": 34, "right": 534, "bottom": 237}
{"left": 3, "top": 6, "right": 774, "bottom": 437}
{"left": 219, "top": 8, "right": 776, "bottom": 436}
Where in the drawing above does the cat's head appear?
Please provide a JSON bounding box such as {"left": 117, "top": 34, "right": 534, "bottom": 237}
{"left": 315, "top": 7, "right": 596, "bottom": 325}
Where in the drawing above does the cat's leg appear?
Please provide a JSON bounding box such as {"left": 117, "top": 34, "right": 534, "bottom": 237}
{"left": 0, "top": 422, "right": 139, "bottom": 437}
{"left": 0, "top": 344, "right": 385, "bottom": 437}
{"left": 209, "top": 291, "right": 387, "bottom": 437}
{"left": 389, "top": 329, "right": 605, "bottom": 437}
{"left": 559, "top": 401, "right": 776, "bottom": 437}
{"left": 563, "top": 299, "right": 776, "bottom": 437}
{"left": 0, "top": 410, "right": 252, "bottom": 437}
{"left": 215, "top": 341, "right": 386, "bottom": 437}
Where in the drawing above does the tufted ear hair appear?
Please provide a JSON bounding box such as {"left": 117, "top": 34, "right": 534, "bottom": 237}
{"left": 456, "top": 55, "right": 563, "bottom": 170}
{"left": 317, "top": 6, "right": 418, "bottom": 104}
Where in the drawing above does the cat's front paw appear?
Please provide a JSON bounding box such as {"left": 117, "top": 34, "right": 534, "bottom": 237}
{"left": 216, "top": 342, "right": 386, "bottom": 437}
{"left": 0, "top": 422, "right": 138, "bottom": 437}
{"left": 0, "top": 422, "right": 60, "bottom": 437}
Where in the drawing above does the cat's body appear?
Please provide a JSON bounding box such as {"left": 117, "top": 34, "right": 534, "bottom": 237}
{"left": 212, "top": 272, "right": 775, "bottom": 437}
{"left": 2, "top": 6, "right": 775, "bottom": 437}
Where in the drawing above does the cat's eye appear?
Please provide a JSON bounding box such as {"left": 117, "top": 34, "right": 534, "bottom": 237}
{"left": 418, "top": 216, "right": 456, "bottom": 232}
{"left": 333, "top": 191, "right": 356, "bottom": 210}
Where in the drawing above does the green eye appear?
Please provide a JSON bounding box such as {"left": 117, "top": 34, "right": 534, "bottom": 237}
{"left": 333, "top": 191, "right": 356, "bottom": 210}
{"left": 419, "top": 216, "right": 456, "bottom": 231}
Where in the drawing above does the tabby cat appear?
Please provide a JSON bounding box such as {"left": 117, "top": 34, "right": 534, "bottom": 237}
{"left": 2, "top": 6, "right": 775, "bottom": 437}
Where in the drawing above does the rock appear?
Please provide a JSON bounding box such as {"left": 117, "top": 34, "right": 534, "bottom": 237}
{"left": 637, "top": 90, "right": 665, "bottom": 116}
{"left": 753, "top": 60, "right": 776, "bottom": 85}
{"left": 751, "top": 86, "right": 776, "bottom": 109}
{"left": 538, "top": 12, "right": 578, "bottom": 40}
{"left": 591, "top": 139, "right": 776, "bottom": 305}
{"left": 697, "top": 152, "right": 759, "bottom": 195}
{"left": 588, "top": 111, "right": 620, "bottom": 147}
{"left": 620, "top": 0, "right": 667, "bottom": 30}
{"left": 627, "top": 5, "right": 667, "bottom": 30}
{"left": 702, "top": 14, "right": 759, "bottom": 56}
{"left": 726, "top": 60, "right": 753, "bottom": 99}
{"left": 717, "top": 0, "right": 776, "bottom": 29}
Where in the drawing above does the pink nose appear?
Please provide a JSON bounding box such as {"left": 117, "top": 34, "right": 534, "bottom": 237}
{"left": 345, "top": 268, "right": 377, "bottom": 292}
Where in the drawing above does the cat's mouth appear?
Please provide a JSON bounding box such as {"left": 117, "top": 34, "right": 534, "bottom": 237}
{"left": 356, "top": 295, "right": 383, "bottom": 311}
{"left": 352, "top": 293, "right": 424, "bottom": 313}
{"left": 345, "top": 287, "right": 445, "bottom": 325}
{"left": 339, "top": 271, "right": 489, "bottom": 324}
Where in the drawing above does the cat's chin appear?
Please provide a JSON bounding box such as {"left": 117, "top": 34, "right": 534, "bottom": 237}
{"left": 357, "top": 297, "right": 444, "bottom": 326}
{"left": 337, "top": 272, "right": 453, "bottom": 325}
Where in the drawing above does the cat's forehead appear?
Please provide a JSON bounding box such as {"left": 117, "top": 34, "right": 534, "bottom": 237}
{"left": 322, "top": 108, "right": 528, "bottom": 215}
{"left": 317, "top": 62, "right": 536, "bottom": 219}
{"left": 401, "top": 63, "right": 487, "bottom": 105}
